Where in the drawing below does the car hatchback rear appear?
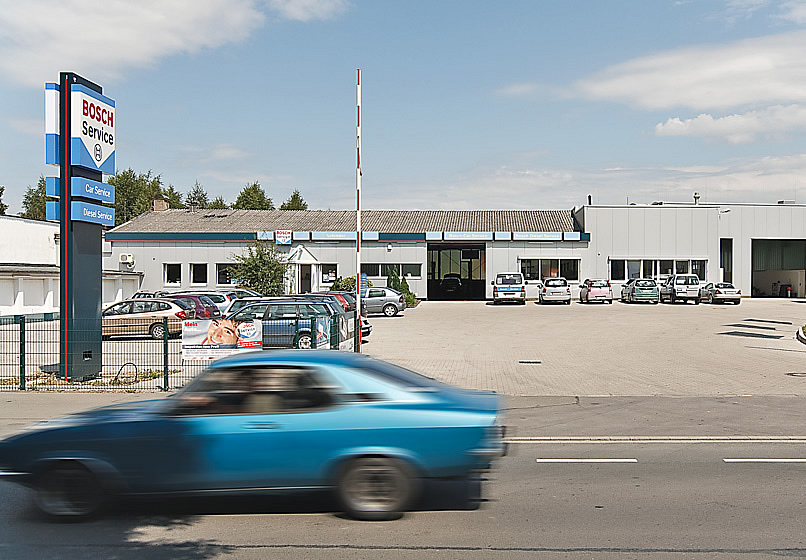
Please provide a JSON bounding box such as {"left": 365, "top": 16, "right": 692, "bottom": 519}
{"left": 492, "top": 272, "right": 526, "bottom": 304}
{"left": 540, "top": 277, "right": 571, "bottom": 304}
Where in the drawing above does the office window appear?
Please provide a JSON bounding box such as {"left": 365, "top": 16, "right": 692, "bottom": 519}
{"left": 520, "top": 259, "right": 540, "bottom": 281}
{"left": 382, "top": 264, "right": 401, "bottom": 277}
{"left": 692, "top": 260, "right": 707, "bottom": 280}
{"left": 164, "top": 263, "right": 181, "bottom": 285}
{"left": 643, "top": 260, "right": 654, "bottom": 278}
{"left": 401, "top": 264, "right": 421, "bottom": 277}
{"left": 676, "top": 260, "right": 689, "bottom": 274}
{"left": 541, "top": 259, "right": 559, "bottom": 279}
{"left": 217, "top": 263, "right": 234, "bottom": 285}
{"left": 321, "top": 264, "right": 337, "bottom": 283}
{"left": 659, "top": 260, "right": 674, "bottom": 276}
{"left": 610, "top": 259, "right": 625, "bottom": 281}
{"left": 191, "top": 263, "right": 207, "bottom": 284}
{"left": 627, "top": 260, "right": 641, "bottom": 279}
{"left": 560, "top": 260, "right": 579, "bottom": 281}
{"left": 361, "top": 263, "right": 380, "bottom": 277}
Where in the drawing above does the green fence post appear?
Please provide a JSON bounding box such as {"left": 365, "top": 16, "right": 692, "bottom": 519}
{"left": 17, "top": 315, "right": 25, "bottom": 391}
{"left": 354, "top": 311, "right": 359, "bottom": 353}
{"left": 331, "top": 317, "right": 338, "bottom": 349}
{"left": 162, "top": 317, "right": 169, "bottom": 391}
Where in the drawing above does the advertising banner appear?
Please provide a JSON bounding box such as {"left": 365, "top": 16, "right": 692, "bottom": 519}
{"left": 315, "top": 317, "right": 330, "bottom": 348}
{"left": 182, "top": 318, "right": 263, "bottom": 360}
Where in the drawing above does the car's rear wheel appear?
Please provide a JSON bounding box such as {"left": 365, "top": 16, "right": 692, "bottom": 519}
{"left": 296, "top": 333, "right": 313, "bottom": 349}
{"left": 33, "top": 462, "right": 106, "bottom": 520}
{"left": 338, "top": 457, "right": 417, "bottom": 521}
{"left": 734, "top": 299, "right": 741, "bottom": 305}
{"left": 383, "top": 304, "right": 398, "bottom": 317}
{"left": 149, "top": 322, "right": 165, "bottom": 339}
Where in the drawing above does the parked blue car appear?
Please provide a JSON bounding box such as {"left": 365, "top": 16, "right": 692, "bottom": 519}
{"left": 0, "top": 350, "right": 506, "bottom": 521}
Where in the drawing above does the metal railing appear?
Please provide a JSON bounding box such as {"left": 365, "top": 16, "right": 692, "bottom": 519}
{"left": 0, "top": 312, "right": 355, "bottom": 392}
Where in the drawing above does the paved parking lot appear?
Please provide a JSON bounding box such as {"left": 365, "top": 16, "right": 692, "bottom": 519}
{"left": 364, "top": 299, "right": 806, "bottom": 397}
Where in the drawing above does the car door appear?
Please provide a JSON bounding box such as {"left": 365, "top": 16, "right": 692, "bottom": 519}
{"left": 102, "top": 301, "right": 132, "bottom": 336}
{"left": 263, "top": 303, "right": 300, "bottom": 347}
{"left": 166, "top": 366, "right": 347, "bottom": 489}
{"left": 365, "top": 288, "right": 385, "bottom": 313}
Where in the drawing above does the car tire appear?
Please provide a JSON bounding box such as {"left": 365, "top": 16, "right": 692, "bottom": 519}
{"left": 383, "top": 304, "right": 398, "bottom": 317}
{"left": 670, "top": 293, "right": 676, "bottom": 304}
{"left": 149, "top": 322, "right": 165, "bottom": 340}
{"left": 565, "top": 299, "right": 571, "bottom": 305}
{"left": 296, "top": 333, "right": 313, "bottom": 349}
{"left": 338, "top": 456, "right": 418, "bottom": 521}
{"left": 33, "top": 462, "right": 106, "bottom": 520}
{"left": 708, "top": 293, "right": 714, "bottom": 304}
{"left": 694, "top": 298, "right": 700, "bottom": 305}
{"left": 735, "top": 299, "right": 741, "bottom": 305}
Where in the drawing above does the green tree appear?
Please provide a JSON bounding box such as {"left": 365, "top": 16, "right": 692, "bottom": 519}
{"left": 208, "top": 196, "right": 228, "bottom": 209}
{"left": 109, "top": 168, "right": 164, "bottom": 225}
{"left": 163, "top": 185, "right": 185, "bottom": 208}
{"left": 21, "top": 176, "right": 46, "bottom": 220}
{"left": 232, "top": 181, "right": 274, "bottom": 210}
{"left": 185, "top": 181, "right": 209, "bottom": 209}
{"left": 230, "top": 241, "right": 288, "bottom": 296}
{"left": 0, "top": 186, "right": 8, "bottom": 215}
{"left": 280, "top": 189, "right": 308, "bottom": 210}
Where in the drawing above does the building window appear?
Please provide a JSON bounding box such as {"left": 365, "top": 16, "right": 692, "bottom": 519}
{"left": 659, "top": 260, "right": 674, "bottom": 276}
{"left": 676, "top": 260, "right": 689, "bottom": 274}
{"left": 191, "top": 263, "right": 207, "bottom": 284}
{"left": 541, "top": 259, "right": 559, "bottom": 279}
{"left": 164, "top": 263, "right": 181, "bottom": 285}
{"left": 520, "top": 259, "right": 540, "bottom": 281}
{"left": 560, "top": 260, "right": 579, "bottom": 281}
{"left": 610, "top": 259, "right": 625, "bottom": 281}
{"left": 627, "top": 260, "right": 641, "bottom": 279}
{"left": 321, "top": 264, "right": 337, "bottom": 284}
{"left": 692, "top": 260, "right": 707, "bottom": 280}
{"left": 217, "top": 263, "right": 234, "bottom": 285}
{"left": 643, "top": 260, "right": 654, "bottom": 279}
{"left": 361, "top": 263, "right": 380, "bottom": 277}
{"left": 401, "top": 264, "right": 421, "bottom": 277}
{"left": 382, "top": 264, "right": 401, "bottom": 278}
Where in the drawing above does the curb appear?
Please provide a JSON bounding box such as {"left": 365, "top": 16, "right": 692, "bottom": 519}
{"left": 798, "top": 326, "right": 806, "bottom": 346}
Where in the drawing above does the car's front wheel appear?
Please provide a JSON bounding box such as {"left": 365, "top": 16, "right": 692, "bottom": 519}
{"left": 296, "top": 333, "right": 313, "bottom": 349}
{"left": 33, "top": 462, "right": 106, "bottom": 520}
{"left": 338, "top": 457, "right": 417, "bottom": 521}
{"left": 383, "top": 304, "right": 398, "bottom": 317}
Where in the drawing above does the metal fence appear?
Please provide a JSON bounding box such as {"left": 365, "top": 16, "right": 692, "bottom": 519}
{"left": 0, "top": 312, "right": 356, "bottom": 392}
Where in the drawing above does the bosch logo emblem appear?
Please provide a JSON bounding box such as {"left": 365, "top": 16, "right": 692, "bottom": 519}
{"left": 94, "top": 144, "right": 102, "bottom": 162}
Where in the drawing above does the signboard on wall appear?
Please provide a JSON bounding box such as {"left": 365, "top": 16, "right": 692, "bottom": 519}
{"left": 275, "top": 229, "right": 292, "bottom": 244}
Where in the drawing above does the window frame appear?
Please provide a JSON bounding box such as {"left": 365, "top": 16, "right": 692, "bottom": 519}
{"left": 164, "top": 263, "right": 182, "bottom": 286}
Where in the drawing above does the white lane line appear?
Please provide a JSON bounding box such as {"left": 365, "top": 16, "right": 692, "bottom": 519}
{"left": 535, "top": 458, "right": 638, "bottom": 463}
{"left": 723, "top": 458, "right": 806, "bottom": 463}
{"left": 507, "top": 436, "right": 806, "bottom": 444}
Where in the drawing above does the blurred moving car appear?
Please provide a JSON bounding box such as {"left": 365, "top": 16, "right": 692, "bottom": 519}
{"left": 361, "top": 287, "right": 406, "bottom": 316}
{"left": 491, "top": 272, "right": 526, "bottom": 305}
{"left": 102, "top": 298, "right": 194, "bottom": 339}
{"left": 700, "top": 282, "right": 741, "bottom": 304}
{"left": 620, "top": 278, "right": 659, "bottom": 304}
{"left": 0, "top": 350, "right": 505, "bottom": 521}
{"left": 539, "top": 277, "right": 571, "bottom": 305}
{"left": 579, "top": 279, "right": 613, "bottom": 304}
{"left": 660, "top": 274, "right": 701, "bottom": 304}
{"left": 440, "top": 273, "right": 463, "bottom": 298}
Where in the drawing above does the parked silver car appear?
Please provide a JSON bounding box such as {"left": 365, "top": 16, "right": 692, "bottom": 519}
{"left": 659, "top": 274, "right": 701, "bottom": 304}
{"left": 361, "top": 287, "right": 406, "bottom": 316}
{"left": 539, "top": 277, "right": 571, "bottom": 305}
{"left": 700, "top": 282, "right": 741, "bottom": 304}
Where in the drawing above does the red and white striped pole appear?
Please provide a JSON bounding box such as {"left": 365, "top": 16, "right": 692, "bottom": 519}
{"left": 355, "top": 69, "right": 362, "bottom": 352}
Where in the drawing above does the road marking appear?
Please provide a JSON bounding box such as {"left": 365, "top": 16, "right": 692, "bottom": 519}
{"left": 723, "top": 458, "right": 806, "bottom": 463}
{"left": 507, "top": 436, "right": 806, "bottom": 444}
{"left": 535, "top": 458, "right": 638, "bottom": 463}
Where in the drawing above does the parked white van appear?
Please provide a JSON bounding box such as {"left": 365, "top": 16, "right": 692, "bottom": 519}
{"left": 491, "top": 272, "right": 527, "bottom": 304}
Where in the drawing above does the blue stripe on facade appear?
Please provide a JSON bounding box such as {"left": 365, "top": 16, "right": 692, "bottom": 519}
{"left": 378, "top": 233, "right": 426, "bottom": 242}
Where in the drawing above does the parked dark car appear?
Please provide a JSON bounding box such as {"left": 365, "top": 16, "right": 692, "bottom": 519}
{"left": 226, "top": 300, "right": 342, "bottom": 349}
{"left": 0, "top": 351, "right": 505, "bottom": 521}
{"left": 440, "top": 273, "right": 463, "bottom": 298}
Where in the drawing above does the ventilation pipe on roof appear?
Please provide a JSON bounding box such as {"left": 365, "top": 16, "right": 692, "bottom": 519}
{"left": 587, "top": 194, "right": 592, "bottom": 205}
{"left": 693, "top": 192, "right": 700, "bottom": 205}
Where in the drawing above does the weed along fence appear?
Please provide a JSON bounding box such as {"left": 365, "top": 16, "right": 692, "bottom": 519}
{"left": 0, "top": 313, "right": 357, "bottom": 392}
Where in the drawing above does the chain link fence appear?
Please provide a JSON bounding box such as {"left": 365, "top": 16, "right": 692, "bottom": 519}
{"left": 0, "top": 312, "right": 355, "bottom": 392}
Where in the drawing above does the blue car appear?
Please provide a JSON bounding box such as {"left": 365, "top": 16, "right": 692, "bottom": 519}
{"left": 0, "top": 351, "right": 506, "bottom": 521}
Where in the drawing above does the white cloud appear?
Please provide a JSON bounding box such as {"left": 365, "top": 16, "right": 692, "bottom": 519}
{"left": 576, "top": 30, "right": 806, "bottom": 111}
{"left": 655, "top": 104, "right": 806, "bottom": 142}
{"left": 0, "top": 0, "right": 351, "bottom": 88}
{"left": 777, "top": 0, "right": 806, "bottom": 23}
{"left": 265, "top": 0, "right": 350, "bottom": 22}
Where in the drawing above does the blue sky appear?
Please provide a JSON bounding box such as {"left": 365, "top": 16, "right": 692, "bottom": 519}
{"left": 3, "top": 0, "right": 806, "bottom": 215}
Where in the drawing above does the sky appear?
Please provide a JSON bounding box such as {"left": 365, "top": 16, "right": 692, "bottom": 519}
{"left": 2, "top": 0, "right": 806, "bottom": 214}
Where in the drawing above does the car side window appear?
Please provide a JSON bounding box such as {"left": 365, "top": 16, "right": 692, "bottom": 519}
{"left": 368, "top": 289, "right": 385, "bottom": 298}
{"left": 158, "top": 302, "right": 172, "bottom": 311}
{"left": 268, "top": 304, "right": 298, "bottom": 319}
{"left": 105, "top": 302, "right": 131, "bottom": 316}
{"left": 133, "top": 301, "right": 156, "bottom": 314}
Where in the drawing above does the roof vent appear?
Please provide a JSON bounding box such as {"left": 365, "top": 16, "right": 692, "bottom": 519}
{"left": 778, "top": 200, "right": 796, "bottom": 205}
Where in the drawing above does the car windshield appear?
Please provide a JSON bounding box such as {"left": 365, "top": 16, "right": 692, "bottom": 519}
{"left": 636, "top": 280, "right": 656, "bottom": 287}
{"left": 496, "top": 274, "right": 522, "bottom": 285}
{"left": 545, "top": 278, "right": 567, "bottom": 287}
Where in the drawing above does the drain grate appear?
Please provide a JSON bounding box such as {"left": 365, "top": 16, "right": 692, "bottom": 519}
{"left": 518, "top": 360, "right": 542, "bottom": 364}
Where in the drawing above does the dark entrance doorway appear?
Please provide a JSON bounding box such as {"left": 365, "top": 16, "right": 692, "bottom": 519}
{"left": 427, "top": 244, "right": 486, "bottom": 300}
{"left": 751, "top": 239, "right": 805, "bottom": 298}
{"left": 300, "top": 265, "right": 312, "bottom": 293}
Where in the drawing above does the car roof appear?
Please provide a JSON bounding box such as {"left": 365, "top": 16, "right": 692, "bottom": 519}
{"left": 210, "top": 348, "right": 373, "bottom": 370}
